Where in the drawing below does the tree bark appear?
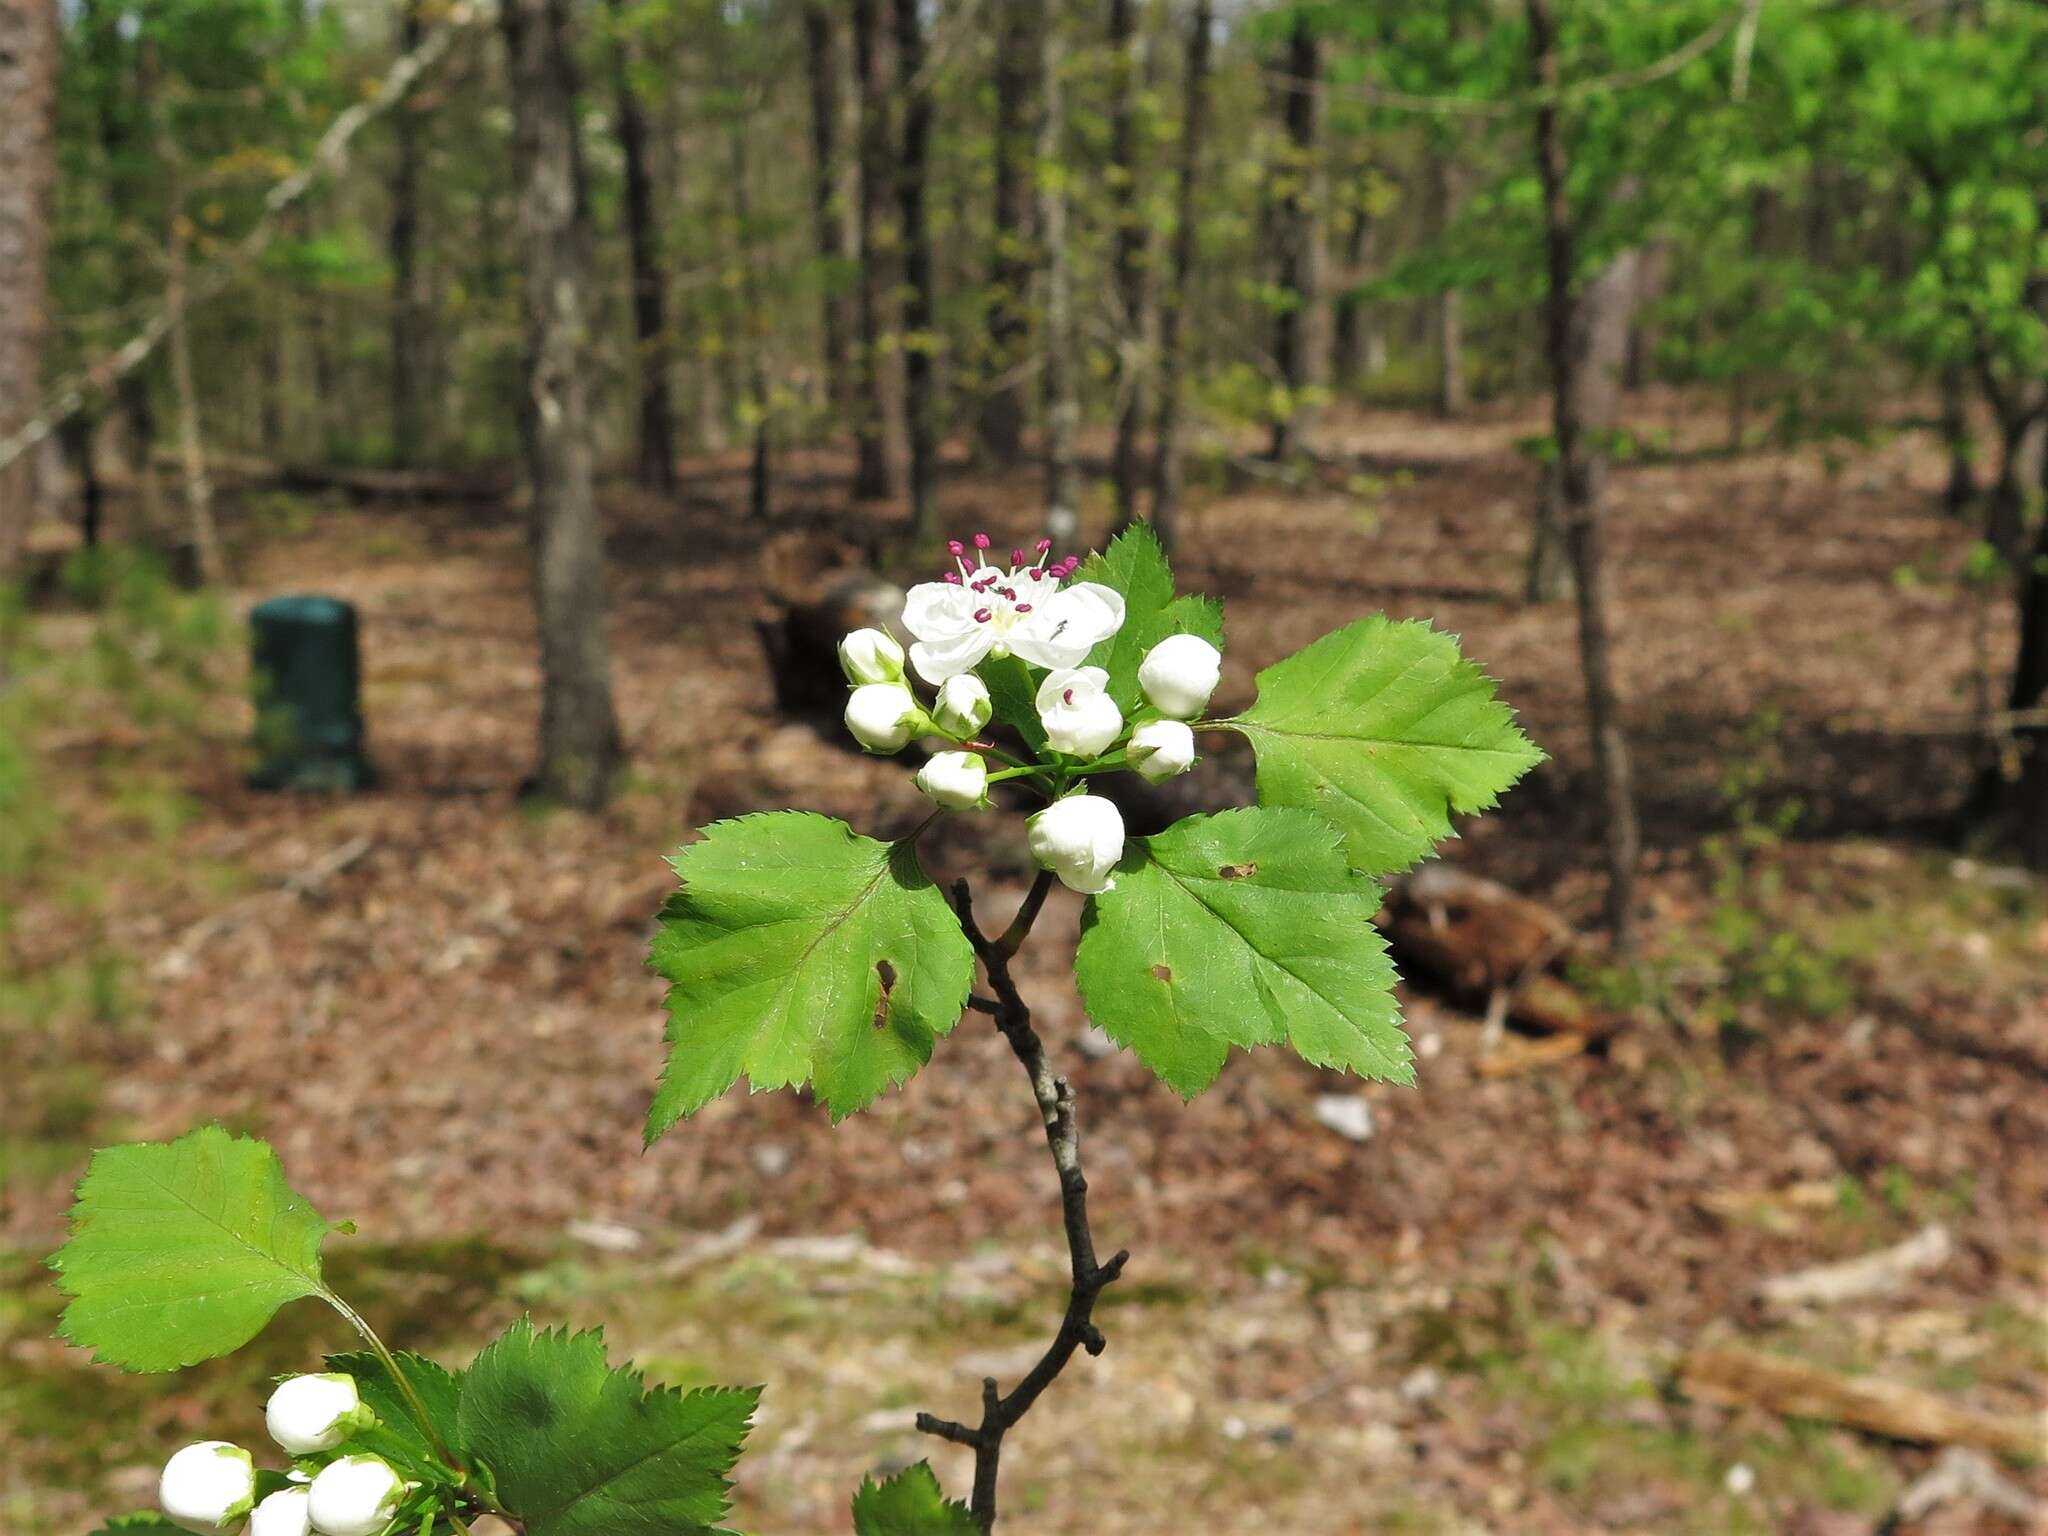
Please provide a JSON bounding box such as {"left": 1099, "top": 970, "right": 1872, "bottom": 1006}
{"left": 1039, "top": 8, "right": 1079, "bottom": 547}
{"left": 166, "top": 188, "right": 226, "bottom": 587}
{"left": 1428, "top": 150, "right": 1466, "bottom": 418}
{"left": 893, "top": 0, "right": 938, "bottom": 542}
{"left": 1983, "top": 409, "right": 2045, "bottom": 561}
{"left": 502, "top": 0, "right": 624, "bottom": 811}
{"left": 0, "top": 0, "right": 58, "bottom": 575}
{"left": 388, "top": 0, "right": 430, "bottom": 468}
{"left": 802, "top": 3, "right": 855, "bottom": 424}
{"left": 977, "top": 0, "right": 1038, "bottom": 466}
{"left": 1268, "top": 16, "right": 1326, "bottom": 461}
{"left": 850, "top": 0, "right": 904, "bottom": 500}
{"left": 1938, "top": 361, "right": 1977, "bottom": 514}
{"left": 608, "top": 0, "right": 676, "bottom": 494}
{"left": 1148, "top": 0, "right": 1212, "bottom": 555}
{"left": 1106, "top": 0, "right": 1145, "bottom": 530}
{"left": 1332, "top": 182, "right": 1380, "bottom": 394}
{"left": 1526, "top": 0, "right": 1641, "bottom": 953}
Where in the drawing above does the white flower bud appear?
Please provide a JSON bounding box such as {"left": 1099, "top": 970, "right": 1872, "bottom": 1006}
{"left": 265, "top": 1372, "right": 368, "bottom": 1456}
{"left": 844, "top": 682, "right": 925, "bottom": 753}
{"left": 160, "top": 1441, "right": 256, "bottom": 1534}
{"left": 837, "top": 627, "right": 905, "bottom": 685}
{"left": 914, "top": 750, "right": 988, "bottom": 811}
{"left": 250, "top": 1486, "right": 313, "bottom": 1536}
{"left": 1137, "top": 634, "right": 1222, "bottom": 719}
{"left": 1126, "top": 718, "right": 1196, "bottom": 782}
{"left": 307, "top": 1455, "right": 408, "bottom": 1536}
{"left": 1027, "top": 793, "right": 1126, "bottom": 895}
{"left": 931, "top": 673, "right": 992, "bottom": 738}
{"left": 1035, "top": 666, "right": 1123, "bottom": 758}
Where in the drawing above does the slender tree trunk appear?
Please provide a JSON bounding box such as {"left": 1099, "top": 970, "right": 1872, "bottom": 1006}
{"left": 609, "top": 0, "right": 676, "bottom": 494}
{"left": 1268, "top": 17, "right": 1326, "bottom": 461}
{"left": 1984, "top": 409, "right": 2045, "bottom": 560}
{"left": 729, "top": 110, "right": 772, "bottom": 522}
{"left": 388, "top": 0, "right": 430, "bottom": 467}
{"left": 893, "top": 0, "right": 938, "bottom": 542}
{"left": 2005, "top": 500, "right": 2048, "bottom": 867}
{"left": 1106, "top": 0, "right": 1145, "bottom": 531}
{"left": 802, "top": 3, "right": 854, "bottom": 423}
{"left": 1148, "top": 0, "right": 1212, "bottom": 555}
{"left": 1039, "top": 10, "right": 1079, "bottom": 548}
{"left": 502, "top": 0, "right": 624, "bottom": 811}
{"left": 977, "top": 0, "right": 1038, "bottom": 466}
{"left": 1622, "top": 239, "right": 1667, "bottom": 391}
{"left": 1527, "top": 0, "right": 1640, "bottom": 953}
{"left": 0, "top": 0, "right": 58, "bottom": 575}
{"left": 1332, "top": 184, "right": 1379, "bottom": 394}
{"left": 1939, "top": 361, "right": 1977, "bottom": 514}
{"left": 850, "top": 0, "right": 903, "bottom": 500}
{"left": 1428, "top": 150, "right": 1466, "bottom": 418}
{"left": 167, "top": 203, "right": 226, "bottom": 587}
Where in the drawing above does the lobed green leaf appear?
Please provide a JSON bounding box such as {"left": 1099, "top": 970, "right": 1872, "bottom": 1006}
{"left": 851, "top": 1461, "right": 977, "bottom": 1535}
{"left": 1073, "top": 524, "right": 1225, "bottom": 713}
{"left": 325, "top": 1348, "right": 465, "bottom": 1482}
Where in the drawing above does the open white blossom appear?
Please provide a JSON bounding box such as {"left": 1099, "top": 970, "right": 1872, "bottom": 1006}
{"left": 249, "top": 1486, "right": 313, "bottom": 1536}
{"left": 902, "top": 536, "right": 1125, "bottom": 683}
{"left": 160, "top": 1441, "right": 256, "bottom": 1534}
{"left": 844, "top": 682, "right": 925, "bottom": 753}
{"left": 1036, "top": 666, "right": 1123, "bottom": 758}
{"left": 1028, "top": 793, "right": 1126, "bottom": 895}
{"left": 931, "top": 672, "right": 992, "bottom": 738}
{"left": 265, "top": 1372, "right": 366, "bottom": 1455}
{"left": 307, "top": 1456, "right": 408, "bottom": 1536}
{"left": 1137, "top": 634, "right": 1222, "bottom": 719}
{"left": 914, "top": 750, "right": 989, "bottom": 810}
{"left": 1126, "top": 718, "right": 1196, "bottom": 781}
{"left": 837, "top": 627, "right": 905, "bottom": 686}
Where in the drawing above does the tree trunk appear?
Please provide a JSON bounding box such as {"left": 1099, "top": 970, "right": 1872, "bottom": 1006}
{"left": 1622, "top": 239, "right": 1668, "bottom": 391}
{"left": 893, "top": 0, "right": 938, "bottom": 542}
{"left": 609, "top": 0, "right": 676, "bottom": 494}
{"left": 1939, "top": 361, "right": 1977, "bottom": 514}
{"left": 502, "top": 0, "right": 624, "bottom": 811}
{"left": 388, "top": 0, "right": 430, "bottom": 468}
{"left": 729, "top": 111, "right": 772, "bottom": 522}
{"left": 802, "top": 3, "right": 854, "bottom": 424}
{"left": 1268, "top": 17, "right": 1326, "bottom": 461}
{"left": 1332, "top": 184, "right": 1379, "bottom": 395}
{"left": 1429, "top": 151, "right": 1466, "bottom": 418}
{"left": 1527, "top": 0, "right": 1641, "bottom": 953}
{"left": 1983, "top": 410, "right": 2045, "bottom": 561}
{"left": 167, "top": 204, "right": 227, "bottom": 587}
{"left": 1039, "top": 8, "right": 1079, "bottom": 548}
{"left": 1148, "top": 0, "right": 1212, "bottom": 555}
{"left": 1106, "top": 0, "right": 1145, "bottom": 530}
{"left": 977, "top": 0, "right": 1038, "bottom": 466}
{"left": 850, "top": 0, "right": 903, "bottom": 500}
{"left": 0, "top": 0, "right": 57, "bottom": 575}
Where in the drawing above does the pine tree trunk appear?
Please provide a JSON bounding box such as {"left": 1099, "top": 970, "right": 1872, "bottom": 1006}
{"left": 1039, "top": 9, "right": 1079, "bottom": 547}
{"left": 850, "top": 0, "right": 904, "bottom": 500}
{"left": 1148, "top": 0, "right": 1212, "bottom": 555}
{"left": 388, "top": 0, "right": 430, "bottom": 468}
{"left": 978, "top": 0, "right": 1038, "bottom": 466}
{"left": 1268, "top": 17, "right": 1325, "bottom": 461}
{"left": 0, "top": 0, "right": 57, "bottom": 576}
{"left": 1106, "top": 0, "right": 1145, "bottom": 531}
{"left": 893, "top": 0, "right": 938, "bottom": 542}
{"left": 1527, "top": 0, "right": 1640, "bottom": 953}
{"left": 609, "top": 0, "right": 676, "bottom": 494}
{"left": 502, "top": 0, "right": 624, "bottom": 811}
{"left": 802, "top": 3, "right": 854, "bottom": 424}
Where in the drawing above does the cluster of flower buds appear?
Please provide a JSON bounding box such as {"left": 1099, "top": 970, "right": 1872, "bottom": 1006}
{"left": 157, "top": 1374, "right": 409, "bottom": 1536}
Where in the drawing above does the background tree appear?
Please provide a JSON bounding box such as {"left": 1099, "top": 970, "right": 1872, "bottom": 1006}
{"left": 0, "top": 0, "right": 59, "bottom": 577}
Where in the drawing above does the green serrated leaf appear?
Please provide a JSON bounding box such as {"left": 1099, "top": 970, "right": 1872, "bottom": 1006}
{"left": 50, "top": 1125, "right": 338, "bottom": 1372}
{"left": 458, "top": 1320, "right": 757, "bottom": 1536}
{"left": 851, "top": 1461, "right": 977, "bottom": 1536}
{"left": 646, "top": 812, "right": 975, "bottom": 1135}
{"left": 979, "top": 652, "right": 1048, "bottom": 750}
{"left": 1076, "top": 807, "right": 1410, "bottom": 1097}
{"left": 1226, "top": 616, "right": 1543, "bottom": 876}
{"left": 326, "top": 1349, "right": 464, "bottom": 1481}
{"left": 1073, "top": 525, "right": 1225, "bottom": 712}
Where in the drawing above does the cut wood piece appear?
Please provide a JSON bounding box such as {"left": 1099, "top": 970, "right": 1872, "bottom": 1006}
{"left": 1679, "top": 1344, "right": 2047, "bottom": 1463}
{"left": 1757, "top": 1225, "right": 1953, "bottom": 1310}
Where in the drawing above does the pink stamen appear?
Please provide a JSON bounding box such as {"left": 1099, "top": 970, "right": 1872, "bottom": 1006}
{"left": 974, "top": 607, "right": 993, "bottom": 623}
{"left": 973, "top": 533, "right": 991, "bottom": 550}
{"left": 1062, "top": 688, "right": 1075, "bottom": 704}
{"left": 1015, "top": 603, "right": 1033, "bottom": 614}
{"left": 947, "top": 539, "right": 965, "bottom": 556}
{"left": 1036, "top": 538, "right": 1052, "bottom": 553}
{"left": 1011, "top": 548, "right": 1026, "bottom": 565}
{"left": 944, "top": 571, "right": 962, "bottom": 585}
{"left": 1028, "top": 568, "right": 1043, "bottom": 580}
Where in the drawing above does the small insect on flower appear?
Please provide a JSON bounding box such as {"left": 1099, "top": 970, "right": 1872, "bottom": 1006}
{"left": 265, "top": 1372, "right": 369, "bottom": 1455}
{"left": 307, "top": 1455, "right": 410, "bottom": 1536}
{"left": 1036, "top": 666, "right": 1123, "bottom": 758}
{"left": 1137, "top": 634, "right": 1222, "bottom": 720}
{"left": 1126, "top": 718, "right": 1196, "bottom": 781}
{"left": 159, "top": 1441, "right": 256, "bottom": 1534}
{"left": 914, "top": 750, "right": 990, "bottom": 811}
{"left": 249, "top": 1485, "right": 313, "bottom": 1536}
{"left": 1028, "top": 793, "right": 1126, "bottom": 895}
{"left": 901, "top": 537, "right": 1125, "bottom": 683}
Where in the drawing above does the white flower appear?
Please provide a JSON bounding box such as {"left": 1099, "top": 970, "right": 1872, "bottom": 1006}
{"left": 931, "top": 673, "right": 992, "bottom": 738}
{"left": 1126, "top": 719, "right": 1196, "bottom": 781}
{"left": 1036, "top": 666, "right": 1123, "bottom": 758}
{"left": 307, "top": 1455, "right": 408, "bottom": 1536}
{"left": 265, "top": 1372, "right": 366, "bottom": 1456}
{"left": 837, "top": 627, "right": 904, "bottom": 686}
{"left": 1028, "top": 793, "right": 1126, "bottom": 895}
{"left": 902, "top": 538, "right": 1125, "bottom": 683}
{"left": 1137, "top": 634, "right": 1222, "bottom": 719}
{"left": 844, "top": 682, "right": 925, "bottom": 753}
{"left": 914, "top": 750, "right": 988, "bottom": 810}
{"left": 250, "top": 1486, "right": 313, "bottom": 1536}
{"left": 160, "top": 1441, "right": 256, "bottom": 1534}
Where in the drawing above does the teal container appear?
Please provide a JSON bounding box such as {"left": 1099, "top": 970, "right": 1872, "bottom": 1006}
{"left": 248, "top": 595, "right": 374, "bottom": 791}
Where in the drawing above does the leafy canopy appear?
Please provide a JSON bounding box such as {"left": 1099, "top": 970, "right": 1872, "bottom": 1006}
{"left": 1077, "top": 808, "right": 1408, "bottom": 1096}
{"left": 50, "top": 1124, "right": 340, "bottom": 1372}
{"left": 458, "top": 1320, "right": 758, "bottom": 1536}
{"left": 646, "top": 812, "right": 976, "bottom": 1133}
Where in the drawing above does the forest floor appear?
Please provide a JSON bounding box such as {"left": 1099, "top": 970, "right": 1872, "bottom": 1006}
{"left": 3, "top": 394, "right": 2044, "bottom": 1535}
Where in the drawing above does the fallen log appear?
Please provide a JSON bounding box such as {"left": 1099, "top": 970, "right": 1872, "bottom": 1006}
{"left": 1757, "top": 1225, "right": 1953, "bottom": 1311}
{"left": 1679, "top": 1343, "right": 2046, "bottom": 1463}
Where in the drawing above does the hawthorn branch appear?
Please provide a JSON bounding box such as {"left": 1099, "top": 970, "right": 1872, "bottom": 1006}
{"left": 919, "top": 877, "right": 1129, "bottom": 1533}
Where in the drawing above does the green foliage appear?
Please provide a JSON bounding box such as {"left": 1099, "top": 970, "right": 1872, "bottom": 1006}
{"left": 324, "top": 1348, "right": 466, "bottom": 1483}
{"left": 1077, "top": 808, "right": 1408, "bottom": 1097}
{"left": 1074, "top": 527, "right": 1225, "bottom": 715}
{"left": 646, "top": 813, "right": 976, "bottom": 1134}
{"left": 459, "top": 1320, "right": 757, "bottom": 1536}
{"left": 50, "top": 1125, "right": 337, "bottom": 1372}
{"left": 87, "top": 1520, "right": 185, "bottom": 1535}
{"left": 1226, "top": 617, "right": 1543, "bottom": 877}
{"left": 851, "top": 1462, "right": 977, "bottom": 1536}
